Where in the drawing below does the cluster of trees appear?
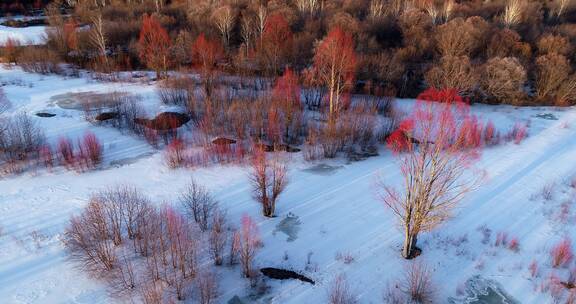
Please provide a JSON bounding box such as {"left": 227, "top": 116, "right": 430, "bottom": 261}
{"left": 4, "top": 0, "right": 576, "bottom": 105}
{"left": 53, "top": 132, "right": 103, "bottom": 170}
{"left": 0, "top": 109, "right": 104, "bottom": 175}
{"left": 0, "top": 114, "right": 45, "bottom": 174}
{"left": 64, "top": 182, "right": 263, "bottom": 303}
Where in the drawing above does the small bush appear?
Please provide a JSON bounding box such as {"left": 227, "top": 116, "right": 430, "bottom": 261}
{"left": 505, "top": 123, "right": 528, "bottom": 144}
{"left": 495, "top": 232, "right": 508, "bottom": 247}
{"left": 81, "top": 132, "right": 102, "bottom": 168}
{"left": 196, "top": 270, "right": 219, "bottom": 304}
{"left": 57, "top": 137, "right": 75, "bottom": 168}
{"left": 551, "top": 238, "right": 574, "bottom": 268}
{"left": 180, "top": 179, "right": 218, "bottom": 231}
{"left": 508, "top": 238, "right": 520, "bottom": 252}
{"left": 400, "top": 262, "right": 434, "bottom": 303}
{"left": 540, "top": 182, "right": 555, "bottom": 201}
{"left": 165, "top": 138, "right": 185, "bottom": 169}
{"left": 335, "top": 251, "right": 355, "bottom": 264}
{"left": 529, "top": 260, "right": 539, "bottom": 278}
{"left": 327, "top": 274, "right": 357, "bottom": 304}
{"left": 18, "top": 47, "right": 61, "bottom": 75}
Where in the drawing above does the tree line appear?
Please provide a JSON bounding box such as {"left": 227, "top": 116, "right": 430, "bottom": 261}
{"left": 3, "top": 0, "right": 576, "bottom": 105}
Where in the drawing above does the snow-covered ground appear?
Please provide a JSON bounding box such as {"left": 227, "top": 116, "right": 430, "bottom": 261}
{"left": 1, "top": 65, "right": 576, "bottom": 303}
{"left": 0, "top": 25, "right": 46, "bottom": 45}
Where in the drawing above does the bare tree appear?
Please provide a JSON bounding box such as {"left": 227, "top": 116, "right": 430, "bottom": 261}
{"left": 0, "top": 114, "right": 45, "bottom": 167}
{"left": 249, "top": 148, "right": 288, "bottom": 218}
{"left": 239, "top": 215, "right": 260, "bottom": 277}
{"left": 240, "top": 14, "right": 256, "bottom": 56}
{"left": 162, "top": 207, "right": 198, "bottom": 300}
{"left": 535, "top": 53, "right": 571, "bottom": 103}
{"left": 45, "top": 0, "right": 66, "bottom": 55}
{"left": 196, "top": 269, "right": 219, "bottom": 304}
{"left": 537, "top": 34, "right": 572, "bottom": 56}
{"left": 229, "top": 229, "right": 240, "bottom": 266}
{"left": 209, "top": 208, "right": 227, "bottom": 266}
{"left": 327, "top": 274, "right": 357, "bottom": 304}
{"left": 442, "top": 0, "right": 455, "bottom": 23}
{"left": 400, "top": 262, "right": 434, "bottom": 303}
{"left": 503, "top": 0, "right": 524, "bottom": 27}
{"left": 256, "top": 5, "right": 268, "bottom": 48}
{"left": 213, "top": 5, "right": 235, "bottom": 50}
{"left": 180, "top": 179, "right": 218, "bottom": 231}
{"left": 434, "top": 17, "right": 486, "bottom": 58}
{"left": 481, "top": 57, "right": 527, "bottom": 105}
{"left": 424, "top": 55, "right": 477, "bottom": 96}
{"left": 296, "top": 0, "right": 319, "bottom": 15}
{"left": 422, "top": 0, "right": 439, "bottom": 24}
{"left": 368, "top": 0, "right": 385, "bottom": 20}
{"left": 313, "top": 27, "right": 357, "bottom": 122}
{"left": 64, "top": 200, "right": 117, "bottom": 274}
{"left": 557, "top": 74, "right": 576, "bottom": 106}
{"left": 89, "top": 12, "right": 108, "bottom": 69}
{"left": 64, "top": 185, "right": 207, "bottom": 302}
{"left": 379, "top": 94, "right": 482, "bottom": 259}
{"left": 553, "top": 0, "right": 572, "bottom": 18}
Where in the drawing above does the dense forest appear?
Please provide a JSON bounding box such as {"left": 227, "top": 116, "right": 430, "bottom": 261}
{"left": 3, "top": 0, "right": 576, "bottom": 106}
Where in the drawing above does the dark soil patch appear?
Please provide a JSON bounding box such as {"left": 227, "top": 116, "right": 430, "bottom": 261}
{"left": 212, "top": 137, "right": 237, "bottom": 145}
{"left": 260, "top": 268, "right": 314, "bottom": 285}
{"left": 35, "top": 112, "right": 56, "bottom": 118}
{"left": 95, "top": 112, "right": 119, "bottom": 121}
{"left": 135, "top": 112, "right": 190, "bottom": 131}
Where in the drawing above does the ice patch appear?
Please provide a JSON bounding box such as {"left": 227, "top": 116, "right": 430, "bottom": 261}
{"left": 303, "top": 163, "right": 343, "bottom": 175}
{"left": 273, "top": 213, "right": 301, "bottom": 242}
{"left": 449, "top": 276, "right": 518, "bottom": 304}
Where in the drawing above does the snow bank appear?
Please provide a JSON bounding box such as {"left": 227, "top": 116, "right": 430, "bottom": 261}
{"left": 0, "top": 25, "right": 46, "bottom": 45}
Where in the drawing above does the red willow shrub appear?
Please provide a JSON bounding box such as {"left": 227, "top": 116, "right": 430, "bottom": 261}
{"left": 387, "top": 88, "right": 484, "bottom": 154}
{"left": 55, "top": 133, "right": 103, "bottom": 170}
{"left": 551, "top": 238, "right": 574, "bottom": 268}
{"left": 506, "top": 123, "right": 528, "bottom": 144}
{"left": 57, "top": 137, "right": 75, "bottom": 168}
{"left": 163, "top": 138, "right": 251, "bottom": 169}
{"left": 39, "top": 145, "right": 53, "bottom": 168}
{"left": 165, "top": 138, "right": 185, "bottom": 169}
{"left": 417, "top": 88, "right": 467, "bottom": 104}
{"left": 138, "top": 14, "right": 171, "bottom": 79}
{"left": 388, "top": 88, "right": 528, "bottom": 154}
{"left": 239, "top": 214, "right": 260, "bottom": 278}
{"left": 314, "top": 27, "right": 357, "bottom": 121}
{"left": 483, "top": 121, "right": 500, "bottom": 146}
{"left": 81, "top": 132, "right": 102, "bottom": 167}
